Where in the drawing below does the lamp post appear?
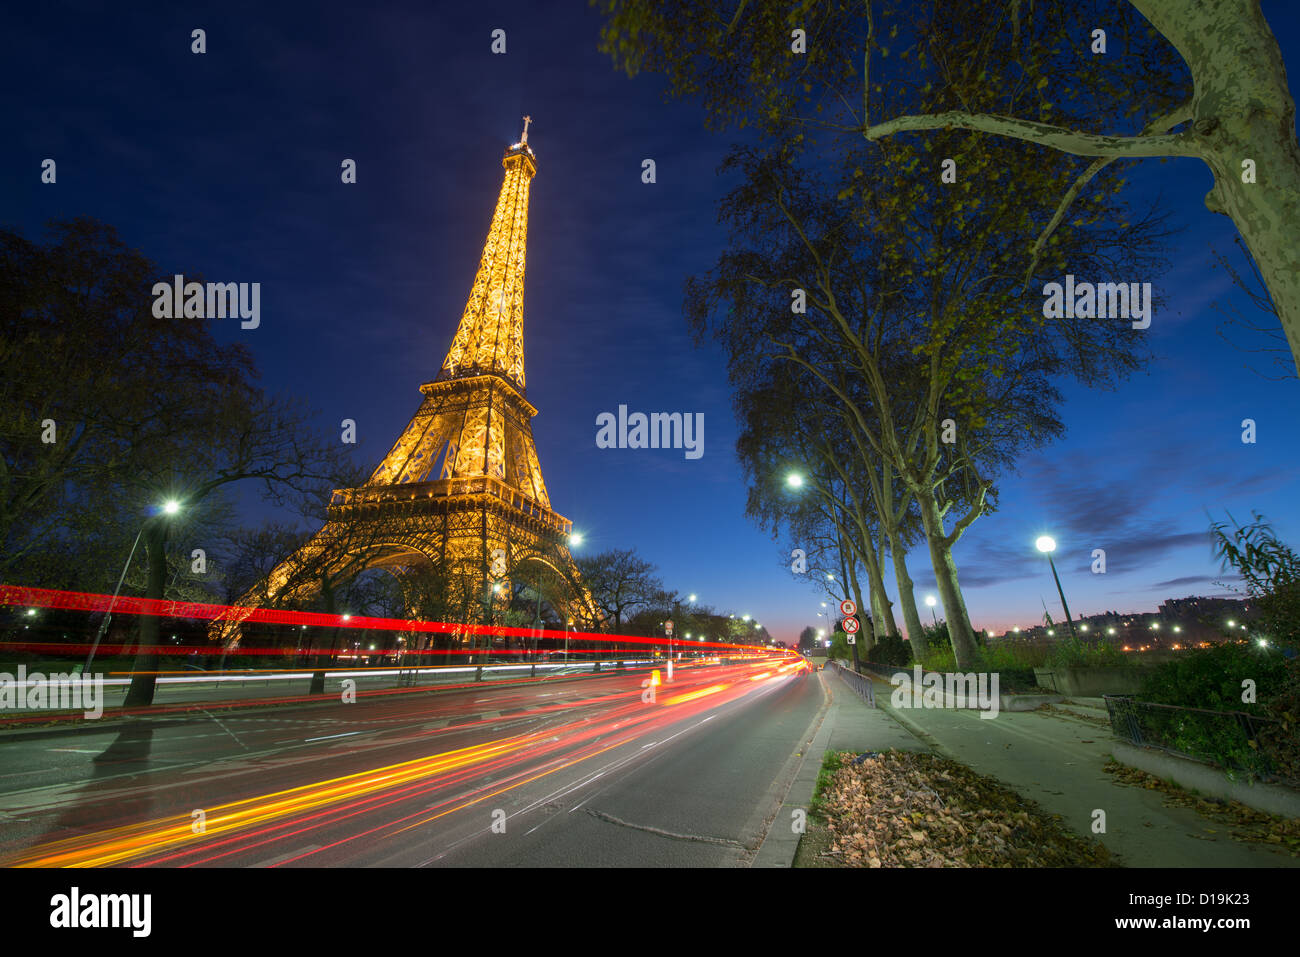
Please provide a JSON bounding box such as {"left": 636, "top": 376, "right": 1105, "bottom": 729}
{"left": 924, "top": 594, "right": 939, "bottom": 626}
{"left": 1035, "top": 536, "right": 1077, "bottom": 639}
{"left": 86, "top": 499, "right": 182, "bottom": 673}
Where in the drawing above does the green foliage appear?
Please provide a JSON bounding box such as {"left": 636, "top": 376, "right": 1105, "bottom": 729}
{"left": 1211, "top": 512, "right": 1300, "bottom": 645}
{"left": 1138, "top": 640, "right": 1291, "bottom": 715}
{"left": 980, "top": 643, "right": 1049, "bottom": 670}
{"left": 1125, "top": 640, "right": 1299, "bottom": 781}
{"left": 918, "top": 645, "right": 958, "bottom": 673}
{"left": 869, "top": 631, "right": 913, "bottom": 666}
{"left": 826, "top": 630, "right": 852, "bottom": 662}
{"left": 1047, "top": 634, "right": 1129, "bottom": 669}
{"left": 809, "top": 750, "right": 847, "bottom": 823}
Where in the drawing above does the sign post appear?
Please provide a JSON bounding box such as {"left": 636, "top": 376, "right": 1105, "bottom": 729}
{"left": 839, "top": 600, "right": 862, "bottom": 673}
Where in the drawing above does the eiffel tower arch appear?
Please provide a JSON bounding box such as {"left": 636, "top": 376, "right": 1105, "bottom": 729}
{"left": 213, "top": 121, "right": 600, "bottom": 649}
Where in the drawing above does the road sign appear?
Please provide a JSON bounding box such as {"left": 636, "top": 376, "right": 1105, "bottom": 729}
{"left": 842, "top": 616, "right": 860, "bottom": 634}
{"left": 839, "top": 599, "right": 857, "bottom": 617}
{"left": 664, "top": 619, "right": 673, "bottom": 636}
{"left": 847, "top": 635, "right": 856, "bottom": 645}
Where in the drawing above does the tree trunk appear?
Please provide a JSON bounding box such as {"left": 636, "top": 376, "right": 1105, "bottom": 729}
{"left": 1136, "top": 0, "right": 1300, "bottom": 374}
{"left": 123, "top": 520, "right": 167, "bottom": 708}
{"left": 856, "top": 526, "right": 899, "bottom": 641}
{"left": 915, "top": 489, "right": 980, "bottom": 670}
{"left": 887, "top": 530, "right": 926, "bottom": 652}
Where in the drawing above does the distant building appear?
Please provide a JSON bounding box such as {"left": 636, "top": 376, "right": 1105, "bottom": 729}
{"left": 990, "top": 594, "right": 1256, "bottom": 651}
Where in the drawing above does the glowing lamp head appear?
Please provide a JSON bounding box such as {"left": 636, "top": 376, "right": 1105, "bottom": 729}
{"left": 163, "top": 500, "right": 181, "bottom": 516}
{"left": 1035, "top": 535, "right": 1056, "bottom": 554}
{"left": 925, "top": 595, "right": 937, "bottom": 608}
{"left": 786, "top": 473, "right": 804, "bottom": 488}
{"left": 569, "top": 532, "right": 583, "bottom": 547}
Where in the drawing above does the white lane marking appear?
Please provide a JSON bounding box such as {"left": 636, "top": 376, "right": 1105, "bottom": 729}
{"left": 47, "top": 748, "right": 99, "bottom": 754}
{"left": 304, "top": 731, "right": 362, "bottom": 742}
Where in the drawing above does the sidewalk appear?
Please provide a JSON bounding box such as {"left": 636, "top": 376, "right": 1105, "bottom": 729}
{"left": 870, "top": 672, "right": 1299, "bottom": 867}
{"left": 757, "top": 665, "right": 1298, "bottom": 867}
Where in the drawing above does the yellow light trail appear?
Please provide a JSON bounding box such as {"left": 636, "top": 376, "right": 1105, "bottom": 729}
{"left": 8, "top": 734, "right": 541, "bottom": 868}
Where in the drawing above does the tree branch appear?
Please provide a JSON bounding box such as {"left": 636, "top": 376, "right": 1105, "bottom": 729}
{"left": 863, "top": 110, "right": 1194, "bottom": 159}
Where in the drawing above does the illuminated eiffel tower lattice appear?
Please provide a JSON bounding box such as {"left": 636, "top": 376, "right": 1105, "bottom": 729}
{"left": 215, "top": 120, "right": 596, "bottom": 644}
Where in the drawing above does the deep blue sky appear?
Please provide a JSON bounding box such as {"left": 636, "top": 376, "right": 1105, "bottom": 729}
{"left": 5, "top": 1, "right": 1300, "bottom": 643}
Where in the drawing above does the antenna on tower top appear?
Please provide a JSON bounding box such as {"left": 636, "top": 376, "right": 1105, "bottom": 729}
{"left": 521, "top": 115, "right": 532, "bottom": 143}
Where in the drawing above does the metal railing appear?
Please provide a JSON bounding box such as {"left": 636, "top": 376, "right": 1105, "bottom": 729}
{"left": 829, "top": 660, "right": 875, "bottom": 707}
{"left": 1104, "top": 694, "right": 1296, "bottom": 787}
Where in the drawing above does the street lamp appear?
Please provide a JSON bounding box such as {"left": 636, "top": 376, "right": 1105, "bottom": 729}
{"left": 786, "top": 473, "right": 804, "bottom": 488}
{"left": 569, "top": 532, "right": 584, "bottom": 547}
{"left": 1035, "top": 536, "right": 1077, "bottom": 639}
{"left": 86, "top": 498, "right": 184, "bottom": 672}
{"left": 924, "top": 594, "right": 938, "bottom": 626}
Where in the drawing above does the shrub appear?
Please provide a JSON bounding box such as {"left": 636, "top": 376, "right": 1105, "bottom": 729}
{"left": 1047, "top": 634, "right": 1129, "bottom": 669}
{"left": 1211, "top": 511, "right": 1300, "bottom": 645}
{"left": 1138, "top": 640, "right": 1291, "bottom": 715}
{"left": 869, "top": 631, "right": 913, "bottom": 667}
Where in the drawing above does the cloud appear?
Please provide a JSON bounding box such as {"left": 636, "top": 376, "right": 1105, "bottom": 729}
{"left": 1148, "top": 574, "right": 1232, "bottom": 589}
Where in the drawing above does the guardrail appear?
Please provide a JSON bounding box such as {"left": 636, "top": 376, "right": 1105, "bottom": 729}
{"left": 1103, "top": 694, "right": 1297, "bottom": 787}
{"left": 829, "top": 660, "right": 875, "bottom": 707}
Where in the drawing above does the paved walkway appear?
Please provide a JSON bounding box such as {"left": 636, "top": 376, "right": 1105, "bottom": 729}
{"left": 757, "top": 665, "right": 1299, "bottom": 867}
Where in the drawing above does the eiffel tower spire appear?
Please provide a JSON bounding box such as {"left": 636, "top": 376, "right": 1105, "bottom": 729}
{"left": 440, "top": 118, "right": 537, "bottom": 390}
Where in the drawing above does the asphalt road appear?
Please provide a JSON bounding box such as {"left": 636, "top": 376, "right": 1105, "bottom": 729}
{"left": 0, "top": 658, "right": 824, "bottom": 867}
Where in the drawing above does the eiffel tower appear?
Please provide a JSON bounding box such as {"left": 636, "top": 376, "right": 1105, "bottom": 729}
{"left": 216, "top": 119, "right": 596, "bottom": 644}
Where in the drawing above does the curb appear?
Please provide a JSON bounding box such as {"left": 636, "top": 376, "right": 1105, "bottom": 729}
{"left": 1111, "top": 741, "right": 1300, "bottom": 820}
{"left": 752, "top": 673, "right": 835, "bottom": 867}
